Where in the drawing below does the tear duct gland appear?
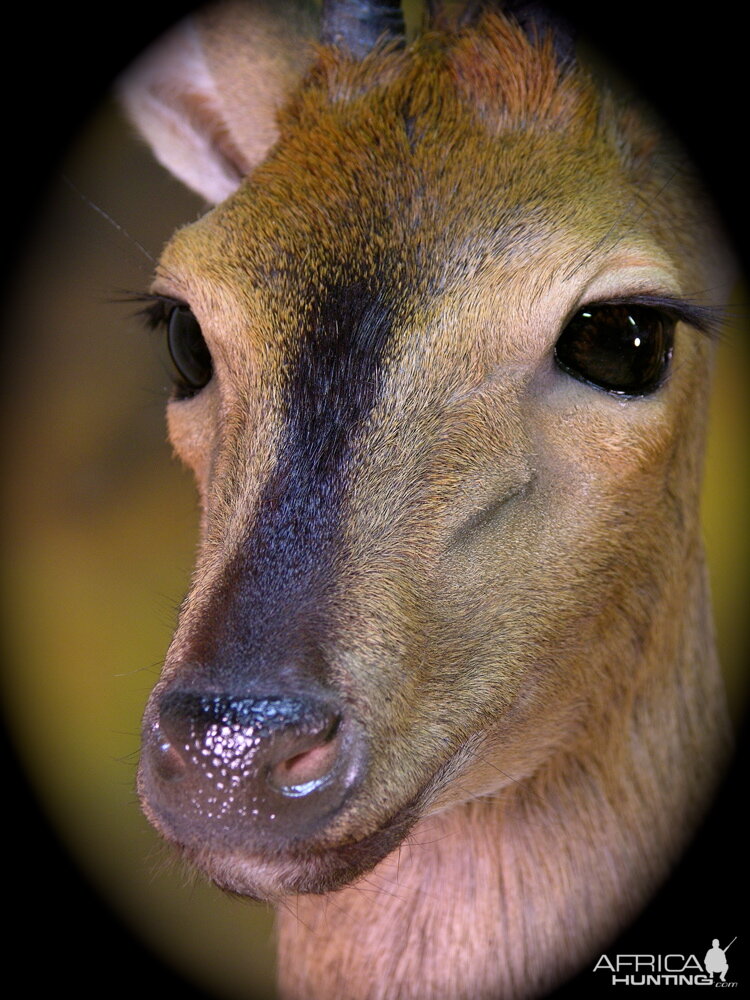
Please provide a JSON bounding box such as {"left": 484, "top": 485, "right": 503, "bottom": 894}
{"left": 123, "top": 3, "right": 732, "bottom": 998}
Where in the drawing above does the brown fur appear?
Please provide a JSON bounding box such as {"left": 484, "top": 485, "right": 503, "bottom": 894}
{"left": 120, "top": 3, "right": 732, "bottom": 998}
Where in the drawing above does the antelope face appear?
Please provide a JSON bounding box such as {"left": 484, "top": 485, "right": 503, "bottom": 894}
{"left": 134, "top": 12, "right": 722, "bottom": 899}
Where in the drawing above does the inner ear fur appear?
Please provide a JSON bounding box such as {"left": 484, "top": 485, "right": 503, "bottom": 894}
{"left": 117, "top": 0, "right": 320, "bottom": 204}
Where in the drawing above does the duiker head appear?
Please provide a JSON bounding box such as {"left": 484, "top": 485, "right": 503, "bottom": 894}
{"left": 120, "top": 2, "right": 732, "bottom": 995}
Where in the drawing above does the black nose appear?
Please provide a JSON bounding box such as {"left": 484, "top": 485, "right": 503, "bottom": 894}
{"left": 140, "top": 687, "right": 365, "bottom": 851}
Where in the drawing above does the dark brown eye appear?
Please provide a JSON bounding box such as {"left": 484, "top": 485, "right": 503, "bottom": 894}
{"left": 166, "top": 305, "right": 212, "bottom": 398}
{"left": 554, "top": 304, "right": 674, "bottom": 396}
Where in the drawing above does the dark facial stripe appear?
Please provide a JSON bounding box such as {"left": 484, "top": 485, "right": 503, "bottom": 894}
{"left": 255, "top": 274, "right": 396, "bottom": 580}
{"left": 195, "top": 273, "right": 398, "bottom": 681}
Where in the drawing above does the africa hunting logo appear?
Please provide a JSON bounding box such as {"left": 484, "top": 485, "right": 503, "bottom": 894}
{"left": 593, "top": 937, "right": 738, "bottom": 987}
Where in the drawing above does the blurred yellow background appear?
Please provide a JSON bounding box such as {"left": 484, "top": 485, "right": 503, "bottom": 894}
{"left": 1, "top": 72, "right": 747, "bottom": 1000}
{"left": 1, "top": 103, "right": 279, "bottom": 999}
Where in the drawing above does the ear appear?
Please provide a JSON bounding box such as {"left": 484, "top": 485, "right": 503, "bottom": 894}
{"left": 117, "top": 0, "right": 319, "bottom": 204}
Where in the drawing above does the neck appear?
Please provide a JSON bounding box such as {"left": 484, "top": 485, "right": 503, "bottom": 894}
{"left": 276, "top": 557, "right": 730, "bottom": 1000}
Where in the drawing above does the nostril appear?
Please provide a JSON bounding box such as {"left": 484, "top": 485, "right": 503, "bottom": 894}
{"left": 150, "top": 728, "right": 187, "bottom": 783}
{"left": 268, "top": 716, "right": 342, "bottom": 797}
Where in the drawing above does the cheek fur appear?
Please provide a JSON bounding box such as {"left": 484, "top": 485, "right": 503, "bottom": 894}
{"left": 166, "top": 385, "right": 219, "bottom": 500}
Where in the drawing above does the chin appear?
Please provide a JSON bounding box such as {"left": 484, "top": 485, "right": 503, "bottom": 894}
{"left": 159, "top": 795, "right": 424, "bottom": 900}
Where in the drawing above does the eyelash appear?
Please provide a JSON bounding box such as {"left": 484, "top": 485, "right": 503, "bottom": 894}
{"left": 573, "top": 294, "right": 725, "bottom": 340}
{"left": 132, "top": 293, "right": 185, "bottom": 331}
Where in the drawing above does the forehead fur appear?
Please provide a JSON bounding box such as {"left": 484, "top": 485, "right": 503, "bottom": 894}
{"left": 224, "top": 8, "right": 688, "bottom": 292}
{"left": 286, "top": 12, "right": 616, "bottom": 149}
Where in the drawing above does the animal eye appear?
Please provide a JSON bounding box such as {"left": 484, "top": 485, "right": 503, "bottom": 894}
{"left": 554, "top": 304, "right": 675, "bottom": 396}
{"left": 166, "top": 304, "right": 213, "bottom": 398}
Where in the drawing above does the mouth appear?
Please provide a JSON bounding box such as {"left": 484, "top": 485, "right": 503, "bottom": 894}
{"left": 174, "top": 793, "right": 423, "bottom": 899}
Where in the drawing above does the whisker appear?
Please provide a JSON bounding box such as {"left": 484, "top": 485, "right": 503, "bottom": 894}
{"left": 277, "top": 893, "right": 315, "bottom": 934}
{"left": 448, "top": 737, "right": 554, "bottom": 810}
{"left": 63, "top": 174, "right": 157, "bottom": 266}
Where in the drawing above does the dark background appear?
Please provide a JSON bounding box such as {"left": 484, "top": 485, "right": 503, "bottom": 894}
{"left": 3, "top": 2, "right": 747, "bottom": 998}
